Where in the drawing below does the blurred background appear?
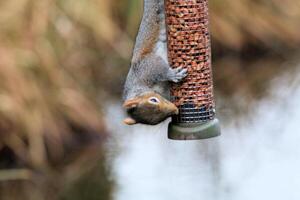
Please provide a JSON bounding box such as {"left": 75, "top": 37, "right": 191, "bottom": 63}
{"left": 0, "top": 0, "right": 300, "bottom": 200}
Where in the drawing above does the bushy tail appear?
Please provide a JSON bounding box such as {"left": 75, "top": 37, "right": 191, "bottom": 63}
{"left": 132, "top": 0, "right": 165, "bottom": 63}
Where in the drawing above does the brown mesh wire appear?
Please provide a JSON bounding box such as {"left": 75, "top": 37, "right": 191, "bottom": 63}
{"left": 165, "top": 0, "right": 216, "bottom": 123}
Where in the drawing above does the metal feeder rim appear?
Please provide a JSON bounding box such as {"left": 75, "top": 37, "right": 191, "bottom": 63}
{"left": 168, "top": 118, "right": 221, "bottom": 140}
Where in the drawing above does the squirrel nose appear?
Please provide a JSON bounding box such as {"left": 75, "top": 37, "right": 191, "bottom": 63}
{"left": 166, "top": 101, "right": 179, "bottom": 115}
{"left": 174, "top": 108, "right": 179, "bottom": 115}
{"left": 172, "top": 105, "right": 179, "bottom": 115}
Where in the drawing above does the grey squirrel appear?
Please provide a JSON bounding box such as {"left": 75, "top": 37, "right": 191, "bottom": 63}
{"left": 123, "top": 0, "right": 187, "bottom": 125}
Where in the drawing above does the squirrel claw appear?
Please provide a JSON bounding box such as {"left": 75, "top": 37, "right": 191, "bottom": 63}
{"left": 168, "top": 67, "right": 188, "bottom": 83}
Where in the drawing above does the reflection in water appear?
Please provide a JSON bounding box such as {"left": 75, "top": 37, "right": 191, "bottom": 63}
{"left": 105, "top": 65, "right": 300, "bottom": 200}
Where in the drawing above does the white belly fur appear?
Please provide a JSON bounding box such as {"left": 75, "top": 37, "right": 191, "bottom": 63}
{"left": 155, "top": 40, "right": 168, "bottom": 63}
{"left": 154, "top": 22, "right": 168, "bottom": 64}
{"left": 152, "top": 23, "right": 170, "bottom": 97}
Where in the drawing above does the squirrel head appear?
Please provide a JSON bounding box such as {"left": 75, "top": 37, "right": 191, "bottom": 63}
{"left": 123, "top": 92, "right": 179, "bottom": 125}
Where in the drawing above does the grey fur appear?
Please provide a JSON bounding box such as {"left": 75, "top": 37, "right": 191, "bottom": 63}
{"left": 131, "top": 0, "right": 164, "bottom": 62}
{"left": 123, "top": 0, "right": 187, "bottom": 101}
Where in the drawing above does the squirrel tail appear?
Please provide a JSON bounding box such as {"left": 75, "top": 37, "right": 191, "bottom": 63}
{"left": 132, "top": 0, "right": 165, "bottom": 63}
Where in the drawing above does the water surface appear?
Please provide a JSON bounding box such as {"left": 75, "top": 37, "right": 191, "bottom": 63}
{"left": 105, "top": 64, "right": 300, "bottom": 200}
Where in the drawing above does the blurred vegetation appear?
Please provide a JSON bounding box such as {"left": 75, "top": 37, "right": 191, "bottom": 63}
{"left": 0, "top": 0, "right": 299, "bottom": 199}
{"left": 210, "top": 0, "right": 300, "bottom": 50}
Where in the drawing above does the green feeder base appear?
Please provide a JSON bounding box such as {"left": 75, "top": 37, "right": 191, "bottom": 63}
{"left": 168, "top": 118, "right": 221, "bottom": 140}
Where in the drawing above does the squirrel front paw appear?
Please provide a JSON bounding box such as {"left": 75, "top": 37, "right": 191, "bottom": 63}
{"left": 168, "top": 67, "right": 188, "bottom": 83}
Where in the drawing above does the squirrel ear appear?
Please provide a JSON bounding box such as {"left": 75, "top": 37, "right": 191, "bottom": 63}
{"left": 123, "top": 117, "right": 137, "bottom": 125}
{"left": 123, "top": 99, "right": 139, "bottom": 109}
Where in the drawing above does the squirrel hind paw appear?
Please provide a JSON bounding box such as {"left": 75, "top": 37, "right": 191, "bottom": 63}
{"left": 168, "top": 67, "right": 188, "bottom": 83}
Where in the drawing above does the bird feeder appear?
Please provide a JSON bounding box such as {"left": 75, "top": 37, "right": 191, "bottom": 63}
{"left": 165, "top": 0, "right": 221, "bottom": 140}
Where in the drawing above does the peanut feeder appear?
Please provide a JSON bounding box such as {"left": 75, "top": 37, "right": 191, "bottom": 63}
{"left": 165, "top": 0, "right": 221, "bottom": 140}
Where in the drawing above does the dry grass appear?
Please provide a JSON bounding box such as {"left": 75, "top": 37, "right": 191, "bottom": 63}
{"left": 0, "top": 0, "right": 115, "bottom": 199}
{"left": 210, "top": 0, "right": 300, "bottom": 49}
{"left": 0, "top": 0, "right": 111, "bottom": 168}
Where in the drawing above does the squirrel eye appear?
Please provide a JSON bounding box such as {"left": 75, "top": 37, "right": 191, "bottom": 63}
{"left": 149, "top": 97, "right": 160, "bottom": 104}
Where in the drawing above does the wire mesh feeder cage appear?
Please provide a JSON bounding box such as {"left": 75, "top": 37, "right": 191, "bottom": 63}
{"left": 165, "top": 0, "right": 221, "bottom": 140}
